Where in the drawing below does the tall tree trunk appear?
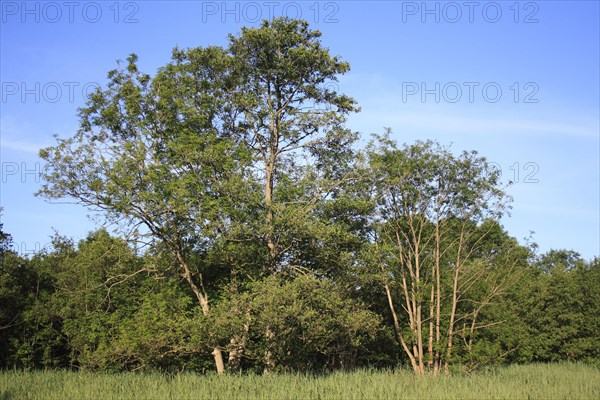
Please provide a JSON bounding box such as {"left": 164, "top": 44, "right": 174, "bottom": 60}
{"left": 428, "top": 280, "right": 435, "bottom": 370}
{"left": 414, "top": 247, "right": 424, "bottom": 374}
{"left": 445, "top": 232, "right": 464, "bottom": 372}
{"left": 445, "top": 266, "right": 459, "bottom": 373}
{"left": 265, "top": 160, "right": 277, "bottom": 269}
{"left": 391, "top": 227, "right": 424, "bottom": 375}
{"left": 264, "top": 100, "right": 280, "bottom": 273}
{"left": 383, "top": 280, "right": 420, "bottom": 374}
{"left": 434, "top": 201, "right": 442, "bottom": 376}
{"left": 263, "top": 119, "right": 279, "bottom": 372}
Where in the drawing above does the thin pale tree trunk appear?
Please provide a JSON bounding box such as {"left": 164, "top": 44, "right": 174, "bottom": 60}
{"left": 414, "top": 245, "right": 425, "bottom": 374}
{"left": 445, "top": 230, "right": 464, "bottom": 372}
{"left": 383, "top": 280, "right": 420, "bottom": 374}
{"left": 434, "top": 201, "right": 442, "bottom": 376}
{"left": 428, "top": 279, "right": 435, "bottom": 370}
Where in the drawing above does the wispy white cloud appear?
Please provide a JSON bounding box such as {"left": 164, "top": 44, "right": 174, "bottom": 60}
{"left": 0, "top": 138, "right": 43, "bottom": 154}
{"left": 349, "top": 103, "right": 599, "bottom": 139}
{"left": 343, "top": 72, "right": 599, "bottom": 140}
{"left": 514, "top": 203, "right": 600, "bottom": 219}
{"left": 372, "top": 112, "right": 599, "bottom": 138}
{"left": 0, "top": 116, "right": 51, "bottom": 155}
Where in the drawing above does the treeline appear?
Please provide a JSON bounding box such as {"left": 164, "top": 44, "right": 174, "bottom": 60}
{"left": 1, "top": 18, "right": 599, "bottom": 374}
{"left": 1, "top": 227, "right": 598, "bottom": 373}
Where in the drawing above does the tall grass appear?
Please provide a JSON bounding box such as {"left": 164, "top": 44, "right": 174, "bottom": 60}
{"left": 1, "top": 363, "right": 598, "bottom": 399}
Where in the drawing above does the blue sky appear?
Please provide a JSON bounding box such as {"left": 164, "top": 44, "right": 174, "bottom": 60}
{"left": 1, "top": 1, "right": 599, "bottom": 259}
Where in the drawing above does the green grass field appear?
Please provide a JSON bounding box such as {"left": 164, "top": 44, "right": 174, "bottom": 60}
{"left": 1, "top": 363, "right": 598, "bottom": 400}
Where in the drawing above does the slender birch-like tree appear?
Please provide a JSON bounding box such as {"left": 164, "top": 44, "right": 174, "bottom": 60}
{"left": 366, "top": 134, "right": 518, "bottom": 375}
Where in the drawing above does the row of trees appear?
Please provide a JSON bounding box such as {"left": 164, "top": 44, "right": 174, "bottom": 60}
{"left": 1, "top": 18, "right": 598, "bottom": 374}
{"left": 2, "top": 225, "right": 598, "bottom": 373}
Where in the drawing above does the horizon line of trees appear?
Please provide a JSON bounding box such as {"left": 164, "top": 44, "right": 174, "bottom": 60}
{"left": 1, "top": 224, "right": 598, "bottom": 373}
{"left": 1, "top": 18, "right": 599, "bottom": 375}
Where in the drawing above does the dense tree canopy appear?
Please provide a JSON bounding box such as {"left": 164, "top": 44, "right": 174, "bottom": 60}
{"left": 0, "top": 18, "right": 597, "bottom": 374}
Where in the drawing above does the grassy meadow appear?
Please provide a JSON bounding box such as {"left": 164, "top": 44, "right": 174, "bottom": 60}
{"left": 1, "top": 363, "right": 598, "bottom": 400}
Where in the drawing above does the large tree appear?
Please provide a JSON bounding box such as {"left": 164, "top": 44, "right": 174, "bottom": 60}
{"left": 38, "top": 48, "right": 249, "bottom": 374}
{"left": 38, "top": 18, "right": 358, "bottom": 374}
{"left": 224, "top": 19, "right": 360, "bottom": 371}
{"left": 227, "top": 18, "right": 359, "bottom": 274}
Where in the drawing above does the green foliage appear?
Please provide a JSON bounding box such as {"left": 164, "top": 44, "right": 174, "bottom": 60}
{"left": 0, "top": 213, "right": 12, "bottom": 260}
{"left": 470, "top": 251, "right": 600, "bottom": 366}
{"left": 362, "top": 134, "right": 524, "bottom": 372}
{"left": 0, "top": 234, "right": 71, "bottom": 369}
{"left": 212, "top": 275, "right": 382, "bottom": 372}
{"left": 47, "top": 230, "right": 142, "bottom": 370}
{"left": 109, "top": 280, "right": 208, "bottom": 372}
{"left": 0, "top": 19, "right": 596, "bottom": 375}
{"left": 521, "top": 252, "right": 600, "bottom": 362}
